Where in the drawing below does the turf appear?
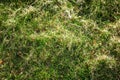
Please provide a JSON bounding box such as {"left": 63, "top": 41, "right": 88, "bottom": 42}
{"left": 0, "top": 0, "right": 120, "bottom": 80}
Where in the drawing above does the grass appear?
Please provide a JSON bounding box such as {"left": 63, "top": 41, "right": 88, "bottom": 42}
{"left": 0, "top": 0, "right": 120, "bottom": 80}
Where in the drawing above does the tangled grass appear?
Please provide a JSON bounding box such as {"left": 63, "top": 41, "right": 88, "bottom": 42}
{"left": 0, "top": 0, "right": 120, "bottom": 80}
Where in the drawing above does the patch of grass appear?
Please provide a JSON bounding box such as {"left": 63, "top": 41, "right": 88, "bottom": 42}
{"left": 78, "top": 0, "right": 120, "bottom": 23}
{"left": 0, "top": 0, "right": 120, "bottom": 80}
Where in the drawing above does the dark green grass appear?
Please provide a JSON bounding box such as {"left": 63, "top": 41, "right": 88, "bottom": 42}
{"left": 0, "top": 0, "right": 120, "bottom": 80}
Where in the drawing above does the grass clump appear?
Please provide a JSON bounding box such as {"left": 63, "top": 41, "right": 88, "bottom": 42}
{"left": 87, "top": 55, "right": 118, "bottom": 80}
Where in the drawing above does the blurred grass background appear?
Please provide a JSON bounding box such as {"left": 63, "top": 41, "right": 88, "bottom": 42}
{"left": 0, "top": 0, "right": 120, "bottom": 80}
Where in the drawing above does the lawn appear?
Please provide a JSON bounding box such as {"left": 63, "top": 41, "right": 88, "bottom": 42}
{"left": 0, "top": 0, "right": 120, "bottom": 80}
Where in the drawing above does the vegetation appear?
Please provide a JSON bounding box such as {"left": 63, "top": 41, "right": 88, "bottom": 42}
{"left": 0, "top": 0, "right": 120, "bottom": 80}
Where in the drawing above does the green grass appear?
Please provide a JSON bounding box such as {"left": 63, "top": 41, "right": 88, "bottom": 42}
{"left": 0, "top": 0, "right": 120, "bottom": 80}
